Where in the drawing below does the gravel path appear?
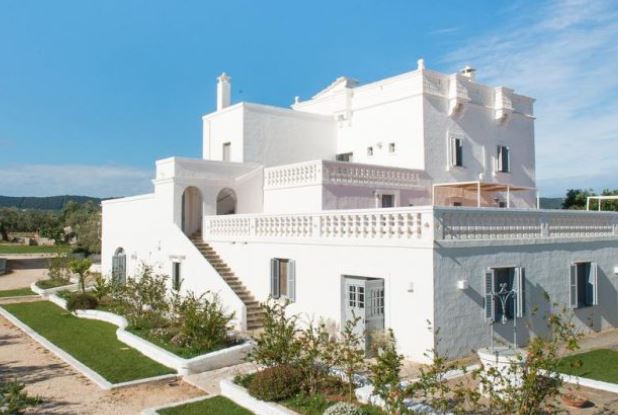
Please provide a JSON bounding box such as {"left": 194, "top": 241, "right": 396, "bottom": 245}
{"left": 0, "top": 314, "right": 205, "bottom": 415}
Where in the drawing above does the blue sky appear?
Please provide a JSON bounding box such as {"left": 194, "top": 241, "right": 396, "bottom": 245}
{"left": 0, "top": 0, "right": 616, "bottom": 197}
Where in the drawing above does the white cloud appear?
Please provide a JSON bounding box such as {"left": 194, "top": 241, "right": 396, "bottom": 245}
{"left": 0, "top": 164, "right": 153, "bottom": 197}
{"left": 443, "top": 0, "right": 618, "bottom": 196}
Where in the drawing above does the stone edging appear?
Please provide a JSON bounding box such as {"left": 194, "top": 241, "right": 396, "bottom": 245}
{"left": 220, "top": 379, "right": 298, "bottom": 415}
{"left": 45, "top": 293, "right": 253, "bottom": 376}
{"left": 0, "top": 305, "right": 178, "bottom": 390}
{"left": 558, "top": 372, "right": 618, "bottom": 394}
{"left": 141, "top": 395, "right": 213, "bottom": 415}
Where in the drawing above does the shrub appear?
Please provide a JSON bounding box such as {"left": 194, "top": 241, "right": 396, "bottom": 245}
{"left": 170, "top": 291, "right": 235, "bottom": 353}
{"left": 369, "top": 329, "right": 405, "bottom": 414}
{"left": 0, "top": 379, "right": 41, "bottom": 415}
{"left": 248, "top": 365, "right": 303, "bottom": 401}
{"left": 92, "top": 274, "right": 111, "bottom": 301}
{"left": 249, "top": 298, "right": 301, "bottom": 367}
{"left": 115, "top": 264, "right": 168, "bottom": 328}
{"left": 48, "top": 255, "right": 70, "bottom": 280}
{"left": 323, "top": 402, "right": 364, "bottom": 415}
{"left": 332, "top": 314, "right": 366, "bottom": 402}
{"left": 66, "top": 293, "right": 98, "bottom": 311}
{"left": 69, "top": 258, "right": 91, "bottom": 293}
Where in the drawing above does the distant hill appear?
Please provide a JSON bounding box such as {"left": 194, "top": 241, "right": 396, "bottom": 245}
{"left": 539, "top": 197, "right": 564, "bottom": 209}
{"left": 0, "top": 195, "right": 104, "bottom": 210}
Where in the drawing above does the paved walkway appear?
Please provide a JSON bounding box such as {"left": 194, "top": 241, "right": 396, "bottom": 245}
{"left": 184, "top": 362, "right": 259, "bottom": 394}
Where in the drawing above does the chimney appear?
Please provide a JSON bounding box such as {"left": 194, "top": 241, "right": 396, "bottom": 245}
{"left": 417, "top": 58, "right": 425, "bottom": 71}
{"left": 460, "top": 65, "right": 476, "bottom": 81}
{"left": 217, "top": 72, "right": 231, "bottom": 110}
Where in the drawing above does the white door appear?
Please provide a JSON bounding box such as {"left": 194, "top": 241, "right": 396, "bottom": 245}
{"left": 343, "top": 277, "right": 385, "bottom": 354}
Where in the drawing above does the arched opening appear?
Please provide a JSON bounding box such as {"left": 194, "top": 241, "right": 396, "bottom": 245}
{"left": 216, "top": 188, "right": 237, "bottom": 215}
{"left": 112, "top": 247, "right": 126, "bottom": 284}
{"left": 182, "top": 186, "right": 203, "bottom": 236}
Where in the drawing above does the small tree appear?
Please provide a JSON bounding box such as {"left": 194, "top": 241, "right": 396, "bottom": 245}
{"left": 69, "top": 258, "right": 91, "bottom": 293}
{"left": 370, "top": 329, "right": 406, "bottom": 414}
{"left": 297, "top": 320, "right": 336, "bottom": 394}
{"left": 118, "top": 264, "right": 169, "bottom": 328}
{"left": 48, "top": 255, "right": 70, "bottom": 281}
{"left": 333, "top": 314, "right": 366, "bottom": 402}
{"left": 249, "top": 298, "right": 301, "bottom": 367}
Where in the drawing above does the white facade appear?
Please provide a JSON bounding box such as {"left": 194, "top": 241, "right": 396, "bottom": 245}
{"left": 102, "top": 63, "right": 618, "bottom": 362}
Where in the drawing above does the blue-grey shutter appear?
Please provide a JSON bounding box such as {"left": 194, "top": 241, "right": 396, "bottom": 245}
{"left": 591, "top": 262, "right": 599, "bottom": 306}
{"left": 112, "top": 255, "right": 119, "bottom": 282}
{"left": 497, "top": 146, "right": 502, "bottom": 172}
{"left": 287, "top": 260, "right": 296, "bottom": 302}
{"left": 484, "top": 269, "right": 495, "bottom": 322}
{"left": 119, "top": 254, "right": 126, "bottom": 284}
{"left": 270, "top": 258, "right": 280, "bottom": 299}
{"left": 515, "top": 267, "right": 525, "bottom": 318}
{"left": 505, "top": 146, "right": 511, "bottom": 172}
{"left": 570, "top": 264, "right": 578, "bottom": 309}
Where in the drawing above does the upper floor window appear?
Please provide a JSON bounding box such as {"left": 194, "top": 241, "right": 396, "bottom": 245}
{"left": 367, "top": 146, "right": 374, "bottom": 156}
{"left": 389, "top": 143, "right": 396, "bottom": 153}
{"left": 497, "top": 145, "right": 510, "bottom": 173}
{"left": 450, "top": 137, "right": 464, "bottom": 167}
{"left": 336, "top": 152, "right": 353, "bottom": 162}
{"left": 270, "top": 258, "right": 296, "bottom": 302}
{"left": 222, "top": 142, "right": 231, "bottom": 162}
{"left": 570, "top": 262, "right": 598, "bottom": 308}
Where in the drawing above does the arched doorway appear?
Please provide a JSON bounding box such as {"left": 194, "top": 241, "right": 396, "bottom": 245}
{"left": 182, "top": 186, "right": 203, "bottom": 236}
{"left": 216, "top": 188, "right": 237, "bottom": 215}
{"left": 112, "top": 247, "right": 126, "bottom": 284}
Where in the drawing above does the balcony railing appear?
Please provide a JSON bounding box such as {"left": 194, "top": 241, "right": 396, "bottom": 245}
{"left": 204, "top": 207, "right": 618, "bottom": 245}
{"left": 263, "top": 160, "right": 427, "bottom": 190}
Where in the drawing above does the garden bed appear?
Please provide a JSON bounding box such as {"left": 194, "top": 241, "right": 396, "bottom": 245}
{"left": 1, "top": 301, "right": 175, "bottom": 384}
{"left": 31, "top": 280, "right": 78, "bottom": 296}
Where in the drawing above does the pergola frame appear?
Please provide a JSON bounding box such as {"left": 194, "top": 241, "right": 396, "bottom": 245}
{"left": 432, "top": 181, "right": 536, "bottom": 208}
{"left": 586, "top": 196, "right": 618, "bottom": 211}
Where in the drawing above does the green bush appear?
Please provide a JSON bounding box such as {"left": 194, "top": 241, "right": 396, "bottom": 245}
{"left": 170, "top": 291, "right": 234, "bottom": 354}
{"left": 66, "top": 293, "right": 98, "bottom": 311}
{"left": 0, "top": 379, "right": 40, "bottom": 415}
{"left": 323, "top": 402, "right": 365, "bottom": 415}
{"left": 248, "top": 365, "right": 303, "bottom": 402}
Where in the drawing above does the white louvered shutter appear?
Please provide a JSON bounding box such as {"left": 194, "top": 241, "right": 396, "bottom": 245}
{"left": 287, "top": 260, "right": 296, "bottom": 302}
{"left": 270, "top": 258, "right": 280, "bottom": 299}
{"left": 484, "top": 269, "right": 495, "bottom": 322}
{"left": 569, "top": 264, "right": 578, "bottom": 309}
{"left": 515, "top": 267, "right": 525, "bottom": 318}
{"left": 591, "top": 262, "right": 599, "bottom": 306}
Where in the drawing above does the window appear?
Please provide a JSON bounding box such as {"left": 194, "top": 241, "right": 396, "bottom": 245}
{"left": 270, "top": 258, "right": 296, "bottom": 301}
{"left": 222, "top": 142, "right": 231, "bottom": 162}
{"left": 570, "top": 262, "right": 598, "bottom": 308}
{"left": 348, "top": 285, "right": 365, "bottom": 308}
{"left": 172, "top": 262, "right": 181, "bottom": 291}
{"left": 389, "top": 143, "right": 396, "bottom": 153}
{"left": 112, "top": 248, "right": 126, "bottom": 284}
{"left": 484, "top": 267, "right": 525, "bottom": 322}
{"left": 453, "top": 201, "right": 463, "bottom": 207}
{"left": 336, "top": 152, "right": 353, "bottom": 162}
{"left": 497, "top": 145, "right": 510, "bottom": 173}
{"left": 381, "top": 194, "right": 394, "bottom": 208}
{"left": 450, "top": 137, "right": 464, "bottom": 167}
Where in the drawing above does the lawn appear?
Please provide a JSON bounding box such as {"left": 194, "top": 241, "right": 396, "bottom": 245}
{"left": 557, "top": 349, "right": 618, "bottom": 383}
{"left": 0, "top": 287, "right": 36, "bottom": 298}
{"left": 157, "top": 396, "right": 254, "bottom": 415}
{"left": 35, "top": 278, "right": 72, "bottom": 289}
{"left": 0, "top": 244, "right": 71, "bottom": 254}
{"left": 2, "top": 301, "right": 174, "bottom": 383}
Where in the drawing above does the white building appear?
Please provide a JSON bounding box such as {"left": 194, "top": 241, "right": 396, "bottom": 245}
{"left": 102, "top": 61, "right": 618, "bottom": 362}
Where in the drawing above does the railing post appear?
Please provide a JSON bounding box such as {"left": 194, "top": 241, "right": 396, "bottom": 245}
{"left": 540, "top": 214, "right": 549, "bottom": 237}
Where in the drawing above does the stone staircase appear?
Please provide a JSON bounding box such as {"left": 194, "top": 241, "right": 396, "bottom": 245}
{"left": 190, "top": 233, "right": 264, "bottom": 331}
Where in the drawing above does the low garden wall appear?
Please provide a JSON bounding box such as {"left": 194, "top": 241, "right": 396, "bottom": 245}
{"left": 220, "top": 379, "right": 298, "bottom": 415}
{"left": 31, "top": 282, "right": 79, "bottom": 296}
{"left": 46, "top": 293, "right": 253, "bottom": 375}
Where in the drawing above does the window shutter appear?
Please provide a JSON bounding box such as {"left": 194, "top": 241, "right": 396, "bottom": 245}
{"left": 484, "top": 269, "right": 495, "bottom": 322}
{"left": 569, "top": 264, "right": 578, "bottom": 309}
{"left": 497, "top": 146, "right": 502, "bottom": 172}
{"left": 112, "top": 256, "right": 118, "bottom": 281}
{"left": 270, "top": 258, "right": 280, "bottom": 299}
{"left": 591, "top": 262, "right": 599, "bottom": 306}
{"left": 505, "top": 146, "right": 511, "bottom": 172}
{"left": 515, "top": 267, "right": 525, "bottom": 318}
{"left": 449, "top": 138, "right": 455, "bottom": 167}
{"left": 287, "top": 260, "right": 296, "bottom": 302}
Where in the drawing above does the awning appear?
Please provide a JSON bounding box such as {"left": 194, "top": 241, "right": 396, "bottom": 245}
{"left": 432, "top": 181, "right": 536, "bottom": 208}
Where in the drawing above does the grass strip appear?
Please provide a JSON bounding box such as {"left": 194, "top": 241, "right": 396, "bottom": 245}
{"left": 557, "top": 349, "right": 618, "bottom": 384}
{"left": 0, "top": 287, "right": 36, "bottom": 298}
{"left": 158, "top": 396, "right": 254, "bottom": 415}
{"left": 2, "top": 301, "right": 174, "bottom": 383}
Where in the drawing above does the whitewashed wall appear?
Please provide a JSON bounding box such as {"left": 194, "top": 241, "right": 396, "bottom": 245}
{"left": 209, "top": 239, "right": 436, "bottom": 362}
{"left": 433, "top": 238, "right": 618, "bottom": 359}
